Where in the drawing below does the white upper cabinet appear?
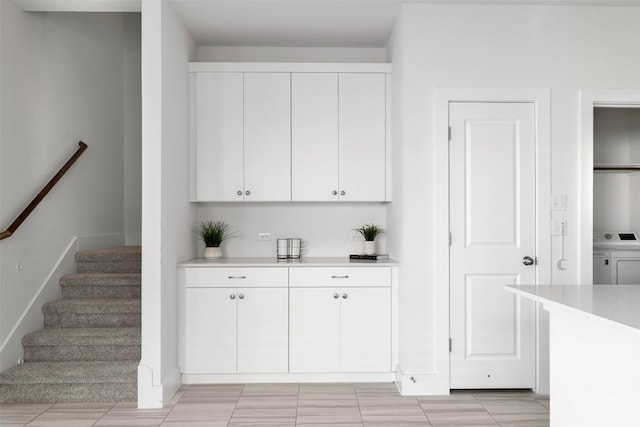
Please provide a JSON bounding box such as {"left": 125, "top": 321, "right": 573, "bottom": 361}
{"left": 193, "top": 73, "right": 244, "bottom": 201}
{"left": 291, "top": 73, "right": 339, "bottom": 201}
{"left": 244, "top": 73, "right": 291, "bottom": 201}
{"left": 291, "top": 72, "right": 387, "bottom": 201}
{"left": 191, "top": 63, "right": 390, "bottom": 202}
{"left": 338, "top": 73, "right": 386, "bottom": 202}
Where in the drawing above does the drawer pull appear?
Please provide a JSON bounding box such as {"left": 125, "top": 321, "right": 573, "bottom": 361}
{"left": 333, "top": 293, "right": 340, "bottom": 299}
{"left": 238, "top": 294, "right": 245, "bottom": 299}
{"left": 331, "top": 275, "right": 349, "bottom": 279}
{"left": 342, "top": 293, "right": 348, "bottom": 299}
{"left": 230, "top": 294, "right": 236, "bottom": 300}
{"left": 228, "top": 276, "right": 247, "bottom": 279}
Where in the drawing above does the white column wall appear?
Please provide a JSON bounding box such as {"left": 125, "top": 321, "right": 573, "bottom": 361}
{"left": 139, "top": 0, "right": 196, "bottom": 408}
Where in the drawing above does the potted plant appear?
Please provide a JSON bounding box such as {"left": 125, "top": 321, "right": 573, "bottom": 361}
{"left": 354, "top": 224, "right": 384, "bottom": 255}
{"left": 195, "top": 220, "right": 237, "bottom": 259}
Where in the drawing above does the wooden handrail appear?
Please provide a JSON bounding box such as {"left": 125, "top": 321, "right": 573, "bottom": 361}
{"left": 0, "top": 141, "right": 88, "bottom": 241}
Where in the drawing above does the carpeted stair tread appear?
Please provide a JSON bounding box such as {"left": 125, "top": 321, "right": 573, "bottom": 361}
{"left": 60, "top": 273, "right": 140, "bottom": 299}
{"left": 43, "top": 298, "right": 140, "bottom": 314}
{"left": 76, "top": 246, "right": 141, "bottom": 274}
{"left": 23, "top": 327, "right": 140, "bottom": 346}
{"left": 0, "top": 361, "right": 138, "bottom": 384}
{"left": 60, "top": 273, "right": 141, "bottom": 287}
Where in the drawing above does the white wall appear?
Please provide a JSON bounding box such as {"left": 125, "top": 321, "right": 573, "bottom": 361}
{"left": 124, "top": 13, "right": 142, "bottom": 245}
{"left": 139, "top": 0, "right": 196, "bottom": 408}
{"left": 0, "top": 5, "right": 135, "bottom": 371}
{"left": 195, "top": 204, "right": 387, "bottom": 258}
{"left": 197, "top": 46, "right": 387, "bottom": 63}
{"left": 389, "top": 4, "right": 640, "bottom": 393}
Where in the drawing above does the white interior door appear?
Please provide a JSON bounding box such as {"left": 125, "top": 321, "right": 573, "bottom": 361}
{"left": 449, "top": 102, "right": 537, "bottom": 389}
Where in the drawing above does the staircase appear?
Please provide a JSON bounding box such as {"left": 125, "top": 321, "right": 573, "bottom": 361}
{"left": 0, "top": 247, "right": 141, "bottom": 403}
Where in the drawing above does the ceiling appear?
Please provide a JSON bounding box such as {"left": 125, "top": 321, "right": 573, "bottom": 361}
{"left": 169, "top": 0, "right": 640, "bottom": 47}
{"left": 14, "top": 0, "right": 640, "bottom": 48}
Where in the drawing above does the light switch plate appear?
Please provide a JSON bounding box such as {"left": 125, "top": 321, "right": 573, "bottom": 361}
{"left": 258, "top": 233, "right": 271, "bottom": 241}
{"left": 551, "top": 194, "right": 567, "bottom": 211}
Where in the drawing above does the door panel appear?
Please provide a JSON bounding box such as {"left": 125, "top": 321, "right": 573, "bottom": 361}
{"left": 338, "top": 73, "right": 386, "bottom": 201}
{"left": 244, "top": 73, "right": 291, "bottom": 201}
{"left": 340, "top": 287, "right": 391, "bottom": 372}
{"left": 289, "top": 288, "right": 340, "bottom": 372}
{"left": 194, "top": 73, "right": 244, "bottom": 201}
{"left": 450, "top": 102, "right": 536, "bottom": 389}
{"left": 237, "top": 288, "right": 288, "bottom": 373}
{"left": 182, "top": 288, "right": 237, "bottom": 374}
{"left": 291, "top": 73, "right": 339, "bottom": 201}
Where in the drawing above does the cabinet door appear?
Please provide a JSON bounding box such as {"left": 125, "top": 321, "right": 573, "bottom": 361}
{"left": 291, "top": 73, "right": 339, "bottom": 201}
{"left": 183, "top": 288, "right": 237, "bottom": 373}
{"left": 289, "top": 287, "right": 340, "bottom": 372}
{"left": 340, "top": 287, "right": 391, "bottom": 372}
{"left": 338, "top": 73, "right": 386, "bottom": 201}
{"left": 244, "top": 73, "right": 291, "bottom": 201}
{"left": 237, "top": 288, "right": 289, "bottom": 373}
{"left": 194, "top": 73, "right": 244, "bottom": 201}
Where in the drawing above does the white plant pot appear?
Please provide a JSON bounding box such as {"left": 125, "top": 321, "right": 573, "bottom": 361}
{"left": 203, "top": 246, "right": 222, "bottom": 260}
{"left": 363, "top": 241, "right": 376, "bottom": 255}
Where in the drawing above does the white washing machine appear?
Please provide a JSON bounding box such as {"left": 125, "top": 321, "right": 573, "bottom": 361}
{"left": 593, "top": 232, "right": 640, "bottom": 284}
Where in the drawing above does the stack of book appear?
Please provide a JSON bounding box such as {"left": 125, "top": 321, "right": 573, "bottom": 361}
{"left": 349, "top": 254, "right": 389, "bottom": 262}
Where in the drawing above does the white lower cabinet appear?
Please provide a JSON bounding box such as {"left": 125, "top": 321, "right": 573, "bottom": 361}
{"left": 181, "top": 264, "right": 392, "bottom": 378}
{"left": 182, "top": 286, "right": 288, "bottom": 374}
{"left": 289, "top": 286, "right": 391, "bottom": 373}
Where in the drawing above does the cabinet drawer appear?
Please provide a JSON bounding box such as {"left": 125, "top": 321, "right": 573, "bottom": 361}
{"left": 289, "top": 267, "right": 390, "bottom": 287}
{"left": 184, "top": 267, "right": 288, "bottom": 287}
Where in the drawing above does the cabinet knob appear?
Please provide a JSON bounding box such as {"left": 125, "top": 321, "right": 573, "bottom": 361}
{"left": 332, "top": 190, "right": 338, "bottom": 196}
{"left": 237, "top": 190, "right": 243, "bottom": 196}
{"left": 245, "top": 190, "right": 251, "bottom": 196}
{"left": 230, "top": 294, "right": 236, "bottom": 300}
{"left": 333, "top": 293, "right": 340, "bottom": 299}
{"left": 342, "top": 293, "right": 348, "bottom": 299}
{"left": 340, "top": 190, "right": 346, "bottom": 196}
{"left": 238, "top": 294, "right": 245, "bottom": 299}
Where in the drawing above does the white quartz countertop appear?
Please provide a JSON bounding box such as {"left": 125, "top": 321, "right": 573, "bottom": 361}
{"left": 506, "top": 285, "right": 640, "bottom": 335}
{"left": 179, "top": 257, "right": 398, "bottom": 267}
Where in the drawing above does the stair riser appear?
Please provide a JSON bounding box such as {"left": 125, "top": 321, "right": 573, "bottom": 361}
{"left": 61, "top": 286, "right": 140, "bottom": 299}
{"left": 44, "top": 314, "right": 140, "bottom": 328}
{"left": 0, "top": 382, "right": 136, "bottom": 404}
{"left": 76, "top": 261, "right": 141, "bottom": 274}
{"left": 24, "top": 346, "right": 141, "bottom": 362}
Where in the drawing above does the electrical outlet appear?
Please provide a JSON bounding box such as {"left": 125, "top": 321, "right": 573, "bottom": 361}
{"left": 258, "top": 232, "right": 271, "bottom": 241}
{"left": 552, "top": 220, "right": 567, "bottom": 236}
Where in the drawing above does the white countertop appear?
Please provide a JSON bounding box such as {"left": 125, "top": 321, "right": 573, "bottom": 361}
{"left": 179, "top": 257, "right": 398, "bottom": 268}
{"left": 506, "top": 284, "right": 640, "bottom": 335}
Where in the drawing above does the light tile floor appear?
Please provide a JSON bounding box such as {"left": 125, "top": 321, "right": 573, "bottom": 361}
{"left": 0, "top": 383, "right": 550, "bottom": 427}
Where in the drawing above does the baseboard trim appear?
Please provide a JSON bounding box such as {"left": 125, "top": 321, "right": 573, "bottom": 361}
{"left": 182, "top": 372, "right": 395, "bottom": 384}
{"left": 394, "top": 366, "right": 450, "bottom": 396}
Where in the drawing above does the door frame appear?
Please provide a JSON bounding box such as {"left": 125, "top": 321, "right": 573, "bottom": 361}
{"left": 434, "top": 89, "right": 551, "bottom": 393}
{"left": 579, "top": 90, "right": 640, "bottom": 284}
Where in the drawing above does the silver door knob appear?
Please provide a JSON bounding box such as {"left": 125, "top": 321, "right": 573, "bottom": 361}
{"left": 230, "top": 294, "right": 236, "bottom": 300}
{"left": 342, "top": 293, "right": 348, "bottom": 299}
{"left": 245, "top": 190, "right": 251, "bottom": 196}
{"left": 522, "top": 256, "right": 535, "bottom": 266}
{"left": 333, "top": 293, "right": 339, "bottom": 299}
{"left": 340, "top": 190, "right": 346, "bottom": 196}
{"left": 332, "top": 190, "right": 338, "bottom": 196}
{"left": 237, "top": 190, "right": 242, "bottom": 196}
